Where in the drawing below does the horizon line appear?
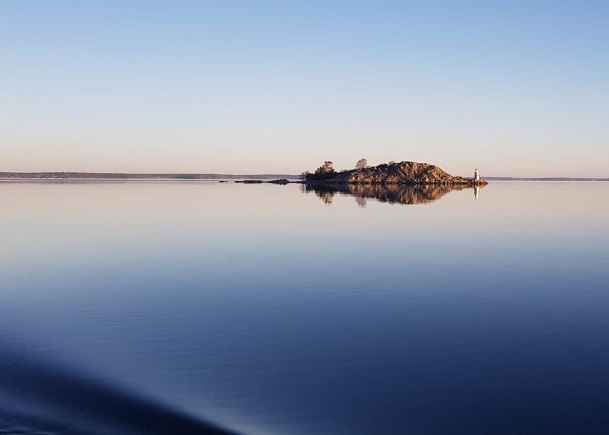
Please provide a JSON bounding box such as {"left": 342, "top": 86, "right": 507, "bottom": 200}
{"left": 0, "top": 171, "right": 607, "bottom": 181}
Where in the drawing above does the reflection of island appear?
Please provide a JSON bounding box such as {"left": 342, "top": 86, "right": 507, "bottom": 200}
{"left": 304, "top": 183, "right": 480, "bottom": 206}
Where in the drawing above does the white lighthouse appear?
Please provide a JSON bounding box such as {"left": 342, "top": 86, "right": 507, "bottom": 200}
{"left": 474, "top": 168, "right": 480, "bottom": 181}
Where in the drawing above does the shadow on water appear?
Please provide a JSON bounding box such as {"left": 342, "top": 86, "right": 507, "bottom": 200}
{"left": 0, "top": 343, "right": 238, "bottom": 435}
{"left": 303, "top": 183, "right": 479, "bottom": 206}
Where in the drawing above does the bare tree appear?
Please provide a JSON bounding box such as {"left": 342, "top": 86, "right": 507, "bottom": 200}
{"left": 355, "top": 158, "right": 368, "bottom": 170}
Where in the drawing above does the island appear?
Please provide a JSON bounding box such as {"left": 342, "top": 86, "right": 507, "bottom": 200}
{"left": 303, "top": 160, "right": 488, "bottom": 186}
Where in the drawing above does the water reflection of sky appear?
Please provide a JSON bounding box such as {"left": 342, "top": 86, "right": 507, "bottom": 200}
{"left": 1, "top": 181, "right": 608, "bottom": 434}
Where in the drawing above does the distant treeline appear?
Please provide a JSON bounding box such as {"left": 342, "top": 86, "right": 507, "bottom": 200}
{"left": 485, "top": 177, "right": 609, "bottom": 182}
{"left": 0, "top": 172, "right": 299, "bottom": 180}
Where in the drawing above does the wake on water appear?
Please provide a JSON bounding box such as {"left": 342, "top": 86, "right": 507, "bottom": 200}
{"left": 0, "top": 343, "right": 237, "bottom": 435}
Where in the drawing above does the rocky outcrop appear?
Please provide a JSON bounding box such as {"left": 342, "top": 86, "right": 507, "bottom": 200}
{"left": 234, "top": 179, "right": 290, "bottom": 184}
{"left": 306, "top": 161, "right": 487, "bottom": 185}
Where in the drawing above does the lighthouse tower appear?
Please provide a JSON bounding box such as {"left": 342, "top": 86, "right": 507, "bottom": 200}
{"left": 474, "top": 168, "right": 480, "bottom": 181}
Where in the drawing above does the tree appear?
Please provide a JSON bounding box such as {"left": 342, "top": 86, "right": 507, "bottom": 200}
{"left": 355, "top": 158, "right": 368, "bottom": 170}
{"left": 311, "top": 160, "right": 336, "bottom": 180}
{"left": 317, "top": 161, "right": 334, "bottom": 174}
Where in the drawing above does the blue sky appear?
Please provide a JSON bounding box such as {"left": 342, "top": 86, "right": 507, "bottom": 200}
{"left": 1, "top": 0, "right": 608, "bottom": 176}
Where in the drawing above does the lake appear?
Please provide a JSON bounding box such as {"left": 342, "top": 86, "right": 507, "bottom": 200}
{"left": 1, "top": 181, "right": 608, "bottom": 435}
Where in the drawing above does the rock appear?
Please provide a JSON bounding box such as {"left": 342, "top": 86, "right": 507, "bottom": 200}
{"left": 306, "top": 161, "right": 487, "bottom": 185}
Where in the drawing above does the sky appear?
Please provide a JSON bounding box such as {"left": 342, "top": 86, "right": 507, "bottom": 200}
{"left": 1, "top": 0, "right": 608, "bottom": 177}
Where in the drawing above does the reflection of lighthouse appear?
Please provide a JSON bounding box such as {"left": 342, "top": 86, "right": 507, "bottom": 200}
{"left": 474, "top": 168, "right": 480, "bottom": 181}
{"left": 474, "top": 185, "right": 480, "bottom": 200}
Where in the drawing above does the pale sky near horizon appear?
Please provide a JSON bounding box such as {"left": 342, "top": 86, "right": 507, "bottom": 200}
{"left": 1, "top": 1, "right": 608, "bottom": 177}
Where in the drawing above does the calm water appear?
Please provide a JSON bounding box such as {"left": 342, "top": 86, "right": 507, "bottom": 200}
{"left": 1, "top": 181, "right": 608, "bottom": 435}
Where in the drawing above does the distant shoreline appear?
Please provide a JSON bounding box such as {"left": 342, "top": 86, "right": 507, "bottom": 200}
{"left": 0, "top": 172, "right": 299, "bottom": 181}
{"left": 485, "top": 177, "right": 609, "bottom": 182}
{"left": 0, "top": 173, "right": 606, "bottom": 182}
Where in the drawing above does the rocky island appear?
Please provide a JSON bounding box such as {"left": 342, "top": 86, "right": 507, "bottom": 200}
{"left": 304, "top": 160, "right": 487, "bottom": 186}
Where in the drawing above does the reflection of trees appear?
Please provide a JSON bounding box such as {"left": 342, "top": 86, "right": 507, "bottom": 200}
{"left": 305, "top": 183, "right": 477, "bottom": 205}
{"left": 355, "top": 196, "right": 367, "bottom": 208}
{"left": 317, "top": 190, "right": 335, "bottom": 204}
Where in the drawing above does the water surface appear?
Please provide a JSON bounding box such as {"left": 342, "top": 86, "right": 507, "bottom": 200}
{"left": 1, "top": 181, "right": 608, "bottom": 434}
